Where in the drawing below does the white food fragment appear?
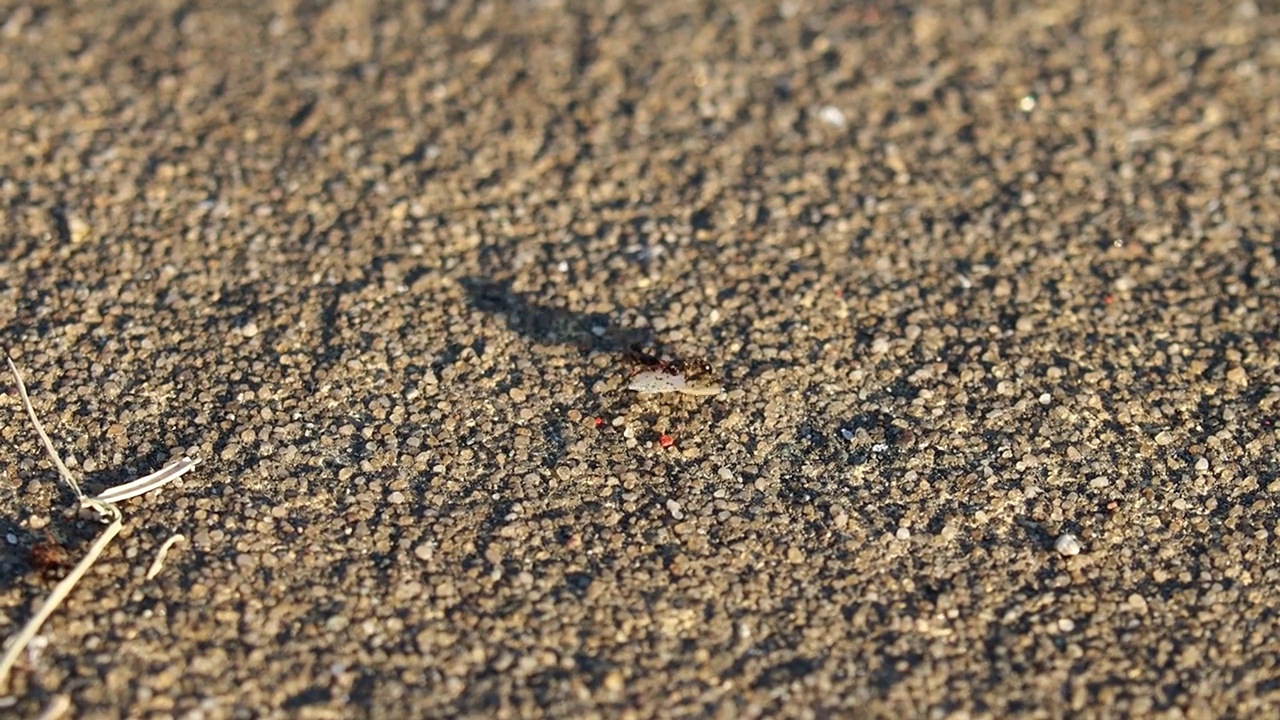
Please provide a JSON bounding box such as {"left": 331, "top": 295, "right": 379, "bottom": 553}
{"left": 628, "top": 370, "right": 684, "bottom": 394}
{"left": 627, "top": 370, "right": 723, "bottom": 397}
{"left": 675, "top": 381, "right": 725, "bottom": 397}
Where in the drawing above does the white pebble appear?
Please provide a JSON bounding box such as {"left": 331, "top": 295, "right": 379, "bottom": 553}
{"left": 1055, "top": 533, "right": 1082, "bottom": 556}
{"left": 1194, "top": 457, "right": 1209, "bottom": 472}
{"left": 818, "top": 105, "right": 847, "bottom": 129}
{"left": 666, "top": 499, "right": 684, "bottom": 520}
{"left": 895, "top": 527, "right": 911, "bottom": 540}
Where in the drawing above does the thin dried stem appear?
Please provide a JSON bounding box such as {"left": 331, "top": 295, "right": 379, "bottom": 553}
{"left": 0, "top": 356, "right": 193, "bottom": 695}
{"left": 95, "top": 456, "right": 200, "bottom": 505}
{"left": 5, "top": 358, "right": 85, "bottom": 503}
{"left": 145, "top": 534, "right": 186, "bottom": 580}
{"left": 0, "top": 512, "right": 121, "bottom": 691}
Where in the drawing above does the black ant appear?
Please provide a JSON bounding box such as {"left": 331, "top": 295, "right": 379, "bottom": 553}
{"left": 626, "top": 343, "right": 713, "bottom": 378}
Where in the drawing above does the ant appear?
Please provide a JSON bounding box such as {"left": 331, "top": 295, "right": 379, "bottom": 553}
{"left": 626, "top": 343, "right": 713, "bottom": 379}
{"left": 29, "top": 529, "right": 71, "bottom": 577}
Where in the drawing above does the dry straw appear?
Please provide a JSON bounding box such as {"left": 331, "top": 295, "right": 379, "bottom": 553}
{"left": 0, "top": 357, "right": 199, "bottom": 694}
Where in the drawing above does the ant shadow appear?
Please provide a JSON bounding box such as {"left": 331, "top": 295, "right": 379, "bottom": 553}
{"left": 460, "top": 277, "right": 655, "bottom": 356}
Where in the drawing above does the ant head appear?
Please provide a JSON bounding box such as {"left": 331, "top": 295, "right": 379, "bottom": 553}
{"left": 684, "top": 358, "right": 714, "bottom": 377}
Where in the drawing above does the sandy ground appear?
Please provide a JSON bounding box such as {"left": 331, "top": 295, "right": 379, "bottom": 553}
{"left": 1, "top": 0, "right": 1279, "bottom": 717}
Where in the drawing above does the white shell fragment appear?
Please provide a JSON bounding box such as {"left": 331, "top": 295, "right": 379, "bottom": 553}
{"left": 628, "top": 370, "right": 723, "bottom": 397}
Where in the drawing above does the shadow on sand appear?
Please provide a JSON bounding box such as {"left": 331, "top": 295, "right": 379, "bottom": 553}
{"left": 460, "top": 276, "right": 654, "bottom": 355}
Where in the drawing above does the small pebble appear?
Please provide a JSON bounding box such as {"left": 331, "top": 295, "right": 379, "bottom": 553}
{"left": 818, "top": 105, "right": 847, "bottom": 128}
{"left": 1226, "top": 366, "right": 1248, "bottom": 387}
{"left": 603, "top": 670, "right": 625, "bottom": 692}
{"left": 67, "top": 214, "right": 92, "bottom": 243}
{"left": 831, "top": 508, "right": 849, "bottom": 530}
{"left": 1055, "top": 533, "right": 1082, "bottom": 556}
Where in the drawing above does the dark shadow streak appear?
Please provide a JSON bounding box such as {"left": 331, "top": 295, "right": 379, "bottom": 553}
{"left": 461, "top": 277, "right": 653, "bottom": 354}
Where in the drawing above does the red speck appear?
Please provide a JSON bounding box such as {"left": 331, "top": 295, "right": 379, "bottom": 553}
{"left": 1103, "top": 295, "right": 1114, "bottom": 305}
{"left": 834, "top": 287, "right": 843, "bottom": 298}
{"left": 659, "top": 434, "right": 675, "bottom": 448}
{"left": 593, "top": 417, "right": 604, "bottom": 427}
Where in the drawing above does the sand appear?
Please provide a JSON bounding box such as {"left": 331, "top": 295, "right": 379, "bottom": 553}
{"left": 1, "top": 0, "right": 1278, "bottom": 717}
